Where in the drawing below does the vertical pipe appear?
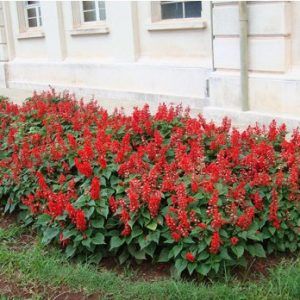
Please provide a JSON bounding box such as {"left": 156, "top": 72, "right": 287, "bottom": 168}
{"left": 239, "top": 1, "right": 249, "bottom": 111}
{"left": 210, "top": 1, "right": 215, "bottom": 71}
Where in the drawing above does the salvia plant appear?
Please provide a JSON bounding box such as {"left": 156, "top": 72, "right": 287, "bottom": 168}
{"left": 0, "top": 90, "right": 299, "bottom": 277}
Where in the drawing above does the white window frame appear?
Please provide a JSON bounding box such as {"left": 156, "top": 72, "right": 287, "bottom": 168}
{"left": 161, "top": 1, "right": 202, "bottom": 20}
{"left": 24, "top": 1, "right": 42, "bottom": 28}
{"left": 70, "top": 1, "right": 109, "bottom": 36}
{"left": 81, "top": 1, "right": 106, "bottom": 24}
{"left": 147, "top": 1, "right": 206, "bottom": 31}
{"left": 16, "top": 1, "right": 45, "bottom": 39}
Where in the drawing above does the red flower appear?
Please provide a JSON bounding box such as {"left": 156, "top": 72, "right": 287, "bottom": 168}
{"left": 197, "top": 222, "right": 207, "bottom": 229}
{"left": 109, "top": 196, "right": 118, "bottom": 213}
{"left": 236, "top": 207, "right": 255, "bottom": 230}
{"left": 165, "top": 215, "right": 177, "bottom": 231}
{"left": 269, "top": 189, "right": 281, "bottom": 229}
{"left": 148, "top": 191, "right": 162, "bottom": 217}
{"left": 67, "top": 133, "right": 77, "bottom": 149}
{"left": 75, "top": 210, "right": 87, "bottom": 231}
{"left": 230, "top": 237, "right": 239, "bottom": 246}
{"left": 58, "top": 174, "right": 66, "bottom": 184}
{"left": 78, "top": 140, "right": 94, "bottom": 161}
{"left": 90, "top": 176, "right": 100, "bottom": 200}
{"left": 251, "top": 192, "right": 264, "bottom": 211}
{"left": 191, "top": 180, "right": 198, "bottom": 193}
{"left": 171, "top": 232, "right": 181, "bottom": 242}
{"left": 36, "top": 171, "right": 48, "bottom": 190}
{"left": 185, "top": 252, "right": 195, "bottom": 262}
{"left": 74, "top": 158, "right": 93, "bottom": 177}
{"left": 209, "top": 231, "right": 221, "bottom": 254}
{"left": 121, "top": 224, "right": 131, "bottom": 236}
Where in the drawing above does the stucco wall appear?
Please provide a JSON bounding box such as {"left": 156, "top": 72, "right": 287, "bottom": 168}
{"left": 137, "top": 1, "right": 211, "bottom": 63}
{"left": 1, "top": 0, "right": 300, "bottom": 121}
{"left": 8, "top": 1, "right": 47, "bottom": 59}
{"left": 210, "top": 0, "right": 300, "bottom": 119}
{"left": 1, "top": 1, "right": 211, "bottom": 108}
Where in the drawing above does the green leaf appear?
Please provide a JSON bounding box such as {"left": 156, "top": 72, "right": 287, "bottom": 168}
{"left": 232, "top": 245, "right": 244, "bottom": 258}
{"left": 62, "top": 229, "right": 76, "bottom": 239}
{"left": 99, "top": 205, "right": 109, "bottom": 218}
{"left": 65, "top": 244, "right": 76, "bottom": 258}
{"left": 198, "top": 251, "right": 209, "bottom": 261}
{"left": 247, "top": 231, "right": 263, "bottom": 241}
{"left": 74, "top": 194, "right": 89, "bottom": 208}
{"left": 110, "top": 175, "right": 120, "bottom": 187}
{"left": 115, "top": 186, "right": 125, "bottom": 195}
{"left": 148, "top": 231, "right": 160, "bottom": 244}
{"left": 268, "top": 227, "right": 276, "bottom": 235}
{"left": 82, "top": 238, "right": 92, "bottom": 249}
{"left": 132, "top": 250, "right": 146, "bottom": 260}
{"left": 220, "top": 248, "right": 232, "bottom": 260}
{"left": 92, "top": 233, "right": 105, "bottom": 245}
{"left": 158, "top": 248, "right": 170, "bottom": 262}
{"left": 144, "top": 243, "right": 156, "bottom": 258}
{"left": 36, "top": 214, "right": 51, "bottom": 226}
{"left": 175, "top": 258, "right": 188, "bottom": 276}
{"left": 146, "top": 220, "right": 157, "bottom": 231}
{"left": 103, "top": 169, "right": 112, "bottom": 179}
{"left": 42, "top": 227, "right": 59, "bottom": 244}
{"left": 197, "top": 241, "right": 207, "bottom": 253}
{"left": 91, "top": 218, "right": 104, "bottom": 229}
{"left": 131, "top": 228, "right": 143, "bottom": 239}
{"left": 118, "top": 250, "right": 129, "bottom": 264}
{"left": 85, "top": 206, "right": 95, "bottom": 219}
{"left": 197, "top": 264, "right": 211, "bottom": 276}
{"left": 74, "top": 234, "right": 83, "bottom": 242}
{"left": 247, "top": 244, "right": 266, "bottom": 258}
{"left": 212, "top": 262, "right": 220, "bottom": 273}
{"left": 172, "top": 244, "right": 183, "bottom": 258}
{"left": 194, "top": 192, "right": 205, "bottom": 200}
{"left": 187, "top": 263, "right": 197, "bottom": 275}
{"left": 110, "top": 236, "right": 125, "bottom": 250}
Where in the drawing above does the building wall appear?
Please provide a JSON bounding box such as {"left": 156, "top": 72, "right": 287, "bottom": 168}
{"left": 210, "top": 1, "right": 300, "bottom": 119}
{"left": 1, "top": 1, "right": 212, "bottom": 110}
{"left": 0, "top": 1, "right": 300, "bottom": 122}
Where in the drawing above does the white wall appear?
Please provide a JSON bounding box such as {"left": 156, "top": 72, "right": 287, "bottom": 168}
{"left": 209, "top": 0, "right": 300, "bottom": 118}
{"left": 1, "top": 0, "right": 212, "bottom": 109}
{"left": 2, "top": 0, "right": 300, "bottom": 120}
{"left": 137, "top": 1, "right": 211, "bottom": 63}
{"left": 8, "top": 1, "right": 47, "bottom": 60}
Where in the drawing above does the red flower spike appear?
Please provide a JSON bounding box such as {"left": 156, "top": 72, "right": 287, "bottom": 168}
{"left": 90, "top": 176, "right": 100, "bottom": 200}
{"left": 185, "top": 252, "right": 195, "bottom": 262}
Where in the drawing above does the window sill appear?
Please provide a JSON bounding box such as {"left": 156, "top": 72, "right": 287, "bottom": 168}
{"left": 146, "top": 19, "right": 206, "bottom": 31}
{"left": 17, "top": 29, "right": 45, "bottom": 40}
{"left": 70, "top": 25, "right": 109, "bottom": 36}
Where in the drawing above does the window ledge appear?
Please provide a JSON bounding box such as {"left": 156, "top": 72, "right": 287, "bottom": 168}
{"left": 17, "top": 29, "right": 45, "bottom": 40}
{"left": 70, "top": 25, "right": 109, "bottom": 36}
{"left": 147, "top": 19, "right": 206, "bottom": 31}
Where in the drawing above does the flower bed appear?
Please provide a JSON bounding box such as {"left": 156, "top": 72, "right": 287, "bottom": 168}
{"left": 0, "top": 91, "right": 299, "bottom": 277}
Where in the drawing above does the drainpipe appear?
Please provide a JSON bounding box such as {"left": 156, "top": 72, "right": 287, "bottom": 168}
{"left": 210, "top": 1, "right": 215, "bottom": 71}
{"left": 239, "top": 1, "right": 249, "bottom": 111}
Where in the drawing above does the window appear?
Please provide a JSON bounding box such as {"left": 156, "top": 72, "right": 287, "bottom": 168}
{"left": 24, "top": 1, "right": 42, "bottom": 28}
{"left": 161, "top": 1, "right": 202, "bottom": 20}
{"left": 147, "top": 1, "right": 206, "bottom": 31}
{"left": 81, "top": 1, "right": 106, "bottom": 23}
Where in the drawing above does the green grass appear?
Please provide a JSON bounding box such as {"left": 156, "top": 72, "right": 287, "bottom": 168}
{"left": 0, "top": 224, "right": 299, "bottom": 299}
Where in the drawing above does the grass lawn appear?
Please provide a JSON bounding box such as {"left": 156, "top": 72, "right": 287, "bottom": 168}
{"left": 0, "top": 216, "right": 299, "bottom": 299}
